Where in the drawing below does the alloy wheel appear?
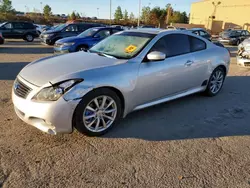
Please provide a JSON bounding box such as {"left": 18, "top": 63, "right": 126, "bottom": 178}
{"left": 83, "top": 95, "right": 117, "bottom": 133}
{"left": 210, "top": 69, "right": 224, "bottom": 94}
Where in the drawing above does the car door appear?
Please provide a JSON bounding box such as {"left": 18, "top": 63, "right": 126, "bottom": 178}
{"left": 135, "top": 34, "right": 202, "bottom": 105}
{"left": 12, "top": 22, "right": 25, "bottom": 38}
{"left": 63, "top": 24, "right": 79, "bottom": 37}
{"left": 0, "top": 23, "right": 13, "bottom": 38}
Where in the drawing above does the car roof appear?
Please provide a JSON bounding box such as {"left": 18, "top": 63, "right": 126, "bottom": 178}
{"left": 125, "top": 28, "right": 164, "bottom": 34}
{"left": 189, "top": 28, "right": 205, "bottom": 31}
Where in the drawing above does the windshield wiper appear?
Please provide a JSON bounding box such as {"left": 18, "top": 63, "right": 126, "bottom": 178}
{"left": 96, "top": 52, "right": 117, "bottom": 59}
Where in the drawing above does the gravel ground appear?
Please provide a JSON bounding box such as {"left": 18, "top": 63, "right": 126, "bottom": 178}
{"left": 1, "top": 40, "right": 250, "bottom": 188}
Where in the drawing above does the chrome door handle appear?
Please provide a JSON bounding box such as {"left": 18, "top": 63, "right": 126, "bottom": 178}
{"left": 185, "top": 60, "right": 194, "bottom": 66}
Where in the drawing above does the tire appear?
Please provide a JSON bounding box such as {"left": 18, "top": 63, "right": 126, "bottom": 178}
{"left": 24, "top": 34, "right": 34, "bottom": 42}
{"left": 73, "top": 88, "right": 122, "bottom": 136}
{"left": 76, "top": 45, "right": 88, "bottom": 52}
{"left": 204, "top": 67, "right": 226, "bottom": 97}
{"left": 236, "top": 39, "right": 240, "bottom": 46}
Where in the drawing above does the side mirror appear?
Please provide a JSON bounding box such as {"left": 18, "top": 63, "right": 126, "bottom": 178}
{"left": 147, "top": 51, "right": 166, "bottom": 61}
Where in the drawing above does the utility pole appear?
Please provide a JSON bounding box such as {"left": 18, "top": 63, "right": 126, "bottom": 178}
{"left": 97, "top": 8, "right": 99, "bottom": 18}
{"left": 110, "top": 0, "right": 112, "bottom": 25}
{"left": 40, "top": 2, "right": 43, "bottom": 13}
{"left": 137, "top": 0, "right": 141, "bottom": 27}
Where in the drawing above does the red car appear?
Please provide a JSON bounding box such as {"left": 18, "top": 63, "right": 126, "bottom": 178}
{"left": 0, "top": 32, "right": 4, "bottom": 44}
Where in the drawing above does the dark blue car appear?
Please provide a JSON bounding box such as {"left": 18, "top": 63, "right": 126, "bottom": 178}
{"left": 54, "top": 27, "right": 123, "bottom": 53}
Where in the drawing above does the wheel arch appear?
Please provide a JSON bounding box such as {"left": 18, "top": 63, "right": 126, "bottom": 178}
{"left": 76, "top": 44, "right": 89, "bottom": 51}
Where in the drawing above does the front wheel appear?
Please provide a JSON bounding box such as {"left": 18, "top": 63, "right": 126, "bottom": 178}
{"left": 76, "top": 45, "right": 88, "bottom": 52}
{"left": 73, "top": 88, "right": 122, "bottom": 136}
{"left": 24, "top": 34, "right": 34, "bottom": 42}
{"left": 204, "top": 67, "right": 225, "bottom": 96}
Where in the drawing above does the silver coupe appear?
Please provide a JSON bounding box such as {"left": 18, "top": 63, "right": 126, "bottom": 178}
{"left": 12, "top": 29, "right": 230, "bottom": 136}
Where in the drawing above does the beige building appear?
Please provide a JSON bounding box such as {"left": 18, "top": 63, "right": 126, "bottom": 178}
{"left": 189, "top": 0, "right": 250, "bottom": 33}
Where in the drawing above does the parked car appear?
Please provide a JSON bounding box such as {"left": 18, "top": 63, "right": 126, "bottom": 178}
{"left": 12, "top": 29, "right": 230, "bottom": 136}
{"left": 54, "top": 27, "right": 123, "bottom": 53}
{"left": 141, "top": 25, "right": 155, "bottom": 29}
{"left": 0, "top": 21, "right": 39, "bottom": 42}
{"left": 166, "top": 26, "right": 176, "bottom": 30}
{"left": 176, "top": 27, "right": 187, "bottom": 30}
{"left": 40, "top": 23, "right": 104, "bottom": 45}
{"left": 0, "top": 32, "right": 4, "bottom": 44}
{"left": 237, "top": 38, "right": 250, "bottom": 67}
{"left": 218, "top": 30, "right": 250, "bottom": 46}
{"left": 188, "top": 28, "right": 212, "bottom": 41}
{"left": 34, "top": 24, "right": 48, "bottom": 35}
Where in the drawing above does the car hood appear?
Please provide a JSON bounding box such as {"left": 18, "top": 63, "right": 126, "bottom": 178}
{"left": 57, "top": 36, "right": 91, "bottom": 43}
{"left": 19, "top": 52, "right": 127, "bottom": 86}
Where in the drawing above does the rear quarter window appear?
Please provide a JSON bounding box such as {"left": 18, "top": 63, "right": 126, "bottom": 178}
{"left": 189, "top": 36, "right": 206, "bottom": 52}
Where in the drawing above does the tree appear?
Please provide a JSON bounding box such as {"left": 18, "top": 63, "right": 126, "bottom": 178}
{"left": 169, "top": 11, "right": 188, "bottom": 24}
{"left": 0, "top": 0, "right": 15, "bottom": 13}
{"left": 124, "top": 9, "right": 128, "bottom": 20}
{"left": 70, "top": 11, "right": 76, "bottom": 20}
{"left": 141, "top": 6, "right": 151, "bottom": 24}
{"left": 129, "top": 12, "right": 135, "bottom": 21}
{"left": 43, "top": 5, "right": 52, "bottom": 20}
{"left": 150, "top": 7, "right": 167, "bottom": 27}
{"left": 76, "top": 12, "right": 81, "bottom": 19}
{"left": 114, "top": 6, "right": 123, "bottom": 20}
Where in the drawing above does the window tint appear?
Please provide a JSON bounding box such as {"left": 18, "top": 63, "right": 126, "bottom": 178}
{"left": 78, "top": 24, "right": 91, "bottom": 31}
{"left": 23, "top": 23, "right": 34, "bottom": 29}
{"left": 95, "top": 30, "right": 111, "bottom": 38}
{"left": 4, "top": 23, "right": 12, "bottom": 29}
{"left": 13, "top": 23, "right": 24, "bottom": 29}
{"left": 65, "top": 25, "right": 78, "bottom": 32}
{"left": 190, "top": 36, "right": 206, "bottom": 52}
{"left": 151, "top": 34, "right": 190, "bottom": 57}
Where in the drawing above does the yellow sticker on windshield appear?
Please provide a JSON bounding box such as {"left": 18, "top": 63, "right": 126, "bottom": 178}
{"left": 125, "top": 45, "right": 137, "bottom": 53}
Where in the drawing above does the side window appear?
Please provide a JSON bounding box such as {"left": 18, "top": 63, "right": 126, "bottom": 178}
{"left": 192, "top": 31, "right": 199, "bottom": 36}
{"left": 23, "top": 23, "right": 34, "bottom": 29}
{"left": 3, "top": 23, "right": 12, "bottom": 29}
{"left": 78, "top": 24, "right": 90, "bottom": 32}
{"left": 241, "top": 31, "right": 246, "bottom": 36}
{"left": 13, "top": 23, "right": 24, "bottom": 29}
{"left": 65, "top": 25, "right": 78, "bottom": 32}
{"left": 246, "top": 31, "right": 250, "bottom": 36}
{"left": 150, "top": 34, "right": 190, "bottom": 57}
{"left": 190, "top": 36, "right": 206, "bottom": 52}
{"left": 200, "top": 30, "right": 208, "bottom": 36}
{"left": 95, "top": 30, "right": 111, "bottom": 38}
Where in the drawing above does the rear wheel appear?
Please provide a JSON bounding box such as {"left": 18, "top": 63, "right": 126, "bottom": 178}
{"left": 25, "top": 34, "right": 34, "bottom": 42}
{"left": 204, "top": 67, "right": 225, "bottom": 96}
{"left": 73, "top": 88, "right": 122, "bottom": 136}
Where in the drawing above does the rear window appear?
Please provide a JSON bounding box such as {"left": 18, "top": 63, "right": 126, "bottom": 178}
{"left": 23, "top": 23, "right": 34, "bottom": 29}
{"left": 189, "top": 36, "right": 206, "bottom": 52}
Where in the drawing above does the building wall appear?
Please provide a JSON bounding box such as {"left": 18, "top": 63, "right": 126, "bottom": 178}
{"left": 190, "top": 0, "right": 250, "bottom": 33}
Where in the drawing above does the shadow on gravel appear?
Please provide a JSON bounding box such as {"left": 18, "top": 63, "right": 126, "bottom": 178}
{"left": 0, "top": 62, "right": 29, "bottom": 80}
{"left": 105, "top": 76, "right": 250, "bottom": 141}
{"left": 0, "top": 47, "right": 53, "bottom": 54}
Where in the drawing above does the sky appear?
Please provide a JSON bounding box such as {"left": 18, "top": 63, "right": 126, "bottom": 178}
{"left": 12, "top": 0, "right": 196, "bottom": 19}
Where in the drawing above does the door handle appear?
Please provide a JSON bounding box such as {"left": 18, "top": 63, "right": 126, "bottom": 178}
{"left": 185, "top": 60, "right": 194, "bottom": 66}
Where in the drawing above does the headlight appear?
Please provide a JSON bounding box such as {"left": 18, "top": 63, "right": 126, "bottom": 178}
{"left": 63, "top": 42, "right": 75, "bottom": 46}
{"left": 44, "top": 34, "right": 54, "bottom": 38}
{"left": 32, "top": 79, "right": 83, "bottom": 101}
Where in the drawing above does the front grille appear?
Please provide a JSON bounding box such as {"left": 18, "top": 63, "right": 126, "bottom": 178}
{"left": 14, "top": 79, "right": 32, "bottom": 99}
{"left": 244, "top": 62, "right": 250, "bottom": 67}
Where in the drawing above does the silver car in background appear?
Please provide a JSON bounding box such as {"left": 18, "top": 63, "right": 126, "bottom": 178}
{"left": 12, "top": 29, "right": 230, "bottom": 136}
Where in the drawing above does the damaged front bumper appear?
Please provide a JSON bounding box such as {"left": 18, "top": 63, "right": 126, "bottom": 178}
{"left": 237, "top": 39, "right": 250, "bottom": 67}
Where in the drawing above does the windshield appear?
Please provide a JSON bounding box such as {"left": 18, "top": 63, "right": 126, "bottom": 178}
{"left": 53, "top": 24, "right": 66, "bottom": 31}
{"left": 0, "top": 22, "right": 6, "bottom": 27}
{"left": 78, "top": 28, "right": 98, "bottom": 37}
{"left": 89, "top": 32, "right": 155, "bottom": 59}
